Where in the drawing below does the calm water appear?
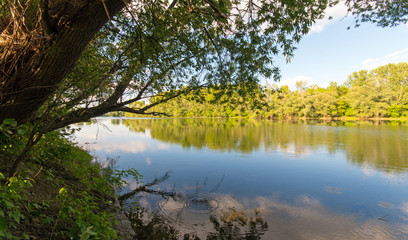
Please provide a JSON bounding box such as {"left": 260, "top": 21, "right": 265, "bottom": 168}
{"left": 75, "top": 118, "right": 408, "bottom": 239}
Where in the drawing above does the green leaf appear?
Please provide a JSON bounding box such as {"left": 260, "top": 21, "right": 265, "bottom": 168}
{"left": 68, "top": 206, "right": 76, "bottom": 214}
{"left": 3, "top": 118, "right": 17, "bottom": 127}
{"left": 4, "top": 231, "right": 15, "bottom": 239}
{"left": 59, "top": 207, "right": 69, "bottom": 219}
{"left": 4, "top": 200, "right": 14, "bottom": 209}
{"left": 32, "top": 203, "right": 41, "bottom": 209}
{"left": 79, "top": 226, "right": 97, "bottom": 240}
{"left": 9, "top": 210, "right": 20, "bottom": 224}
{"left": 41, "top": 216, "right": 53, "bottom": 224}
{"left": 0, "top": 216, "right": 8, "bottom": 233}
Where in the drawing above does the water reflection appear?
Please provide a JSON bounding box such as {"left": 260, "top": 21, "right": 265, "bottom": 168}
{"left": 118, "top": 118, "right": 408, "bottom": 173}
{"left": 127, "top": 206, "right": 268, "bottom": 240}
{"left": 123, "top": 176, "right": 408, "bottom": 239}
{"left": 73, "top": 118, "right": 408, "bottom": 239}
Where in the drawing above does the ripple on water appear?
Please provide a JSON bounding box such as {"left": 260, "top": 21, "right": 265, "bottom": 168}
{"left": 157, "top": 194, "right": 242, "bottom": 232}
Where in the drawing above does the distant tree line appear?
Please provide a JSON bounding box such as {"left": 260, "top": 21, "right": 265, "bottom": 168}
{"left": 121, "top": 62, "right": 408, "bottom": 119}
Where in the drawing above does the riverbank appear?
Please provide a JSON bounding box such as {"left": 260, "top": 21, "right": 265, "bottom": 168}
{"left": 105, "top": 113, "right": 408, "bottom": 122}
{"left": 0, "top": 130, "right": 132, "bottom": 239}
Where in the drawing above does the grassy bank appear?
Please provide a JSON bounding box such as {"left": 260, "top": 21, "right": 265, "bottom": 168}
{"left": 0, "top": 123, "right": 126, "bottom": 239}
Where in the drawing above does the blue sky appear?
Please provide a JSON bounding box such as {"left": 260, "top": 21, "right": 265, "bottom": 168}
{"left": 272, "top": 4, "right": 408, "bottom": 90}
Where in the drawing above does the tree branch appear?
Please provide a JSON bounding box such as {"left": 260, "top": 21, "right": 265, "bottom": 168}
{"left": 118, "top": 106, "right": 171, "bottom": 117}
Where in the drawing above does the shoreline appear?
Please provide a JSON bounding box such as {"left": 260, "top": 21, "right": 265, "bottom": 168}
{"left": 100, "top": 115, "right": 408, "bottom": 121}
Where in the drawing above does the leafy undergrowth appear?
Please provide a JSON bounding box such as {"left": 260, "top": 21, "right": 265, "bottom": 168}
{"left": 0, "top": 120, "right": 121, "bottom": 239}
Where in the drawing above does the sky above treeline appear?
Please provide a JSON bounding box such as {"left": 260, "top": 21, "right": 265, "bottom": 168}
{"left": 273, "top": 3, "right": 408, "bottom": 90}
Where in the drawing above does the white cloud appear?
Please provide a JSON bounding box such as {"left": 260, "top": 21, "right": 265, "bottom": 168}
{"left": 278, "top": 76, "right": 313, "bottom": 90}
{"left": 157, "top": 143, "right": 170, "bottom": 150}
{"left": 91, "top": 140, "right": 150, "bottom": 153}
{"left": 310, "top": 3, "right": 348, "bottom": 33}
{"left": 381, "top": 172, "right": 406, "bottom": 184}
{"left": 401, "top": 202, "right": 408, "bottom": 215}
{"left": 146, "top": 157, "right": 152, "bottom": 165}
{"left": 138, "top": 192, "right": 407, "bottom": 239}
{"left": 361, "top": 48, "right": 408, "bottom": 70}
{"left": 360, "top": 164, "right": 376, "bottom": 176}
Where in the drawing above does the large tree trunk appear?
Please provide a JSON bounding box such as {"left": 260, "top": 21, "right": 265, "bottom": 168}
{"left": 0, "top": 0, "right": 126, "bottom": 123}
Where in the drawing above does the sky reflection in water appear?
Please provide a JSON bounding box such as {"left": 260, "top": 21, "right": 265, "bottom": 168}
{"left": 74, "top": 118, "right": 408, "bottom": 239}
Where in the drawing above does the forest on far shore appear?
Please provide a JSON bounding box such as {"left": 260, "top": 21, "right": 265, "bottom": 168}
{"left": 119, "top": 62, "right": 408, "bottom": 119}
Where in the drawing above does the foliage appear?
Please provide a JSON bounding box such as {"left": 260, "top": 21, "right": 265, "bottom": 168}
{"left": 0, "top": 122, "right": 120, "bottom": 239}
{"left": 0, "top": 1, "right": 407, "bottom": 237}
{"left": 128, "top": 63, "right": 408, "bottom": 119}
{"left": 105, "top": 168, "right": 143, "bottom": 191}
{"left": 345, "top": 0, "right": 408, "bottom": 27}
{"left": 0, "top": 0, "right": 336, "bottom": 129}
{"left": 52, "top": 187, "right": 118, "bottom": 240}
{"left": 0, "top": 0, "right": 407, "bottom": 187}
{"left": 124, "top": 84, "right": 267, "bottom": 118}
{"left": 0, "top": 119, "right": 27, "bottom": 167}
{"left": 1, "top": 0, "right": 405, "bottom": 128}
{"left": 0, "top": 173, "right": 31, "bottom": 239}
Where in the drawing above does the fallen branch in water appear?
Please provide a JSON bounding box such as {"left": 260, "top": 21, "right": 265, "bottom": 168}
{"left": 118, "top": 172, "right": 182, "bottom": 201}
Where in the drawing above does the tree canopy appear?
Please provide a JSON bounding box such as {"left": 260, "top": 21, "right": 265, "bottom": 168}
{"left": 1, "top": 0, "right": 407, "bottom": 132}
{"left": 0, "top": 0, "right": 333, "bottom": 128}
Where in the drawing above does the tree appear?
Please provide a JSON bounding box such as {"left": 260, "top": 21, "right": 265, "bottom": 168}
{"left": 343, "top": 63, "right": 408, "bottom": 118}
{"left": 371, "top": 62, "right": 408, "bottom": 105}
{"left": 345, "top": 0, "right": 408, "bottom": 27}
{"left": 1, "top": 0, "right": 407, "bottom": 175}
{"left": 1, "top": 0, "right": 406, "bottom": 128}
{"left": 0, "top": 0, "right": 335, "bottom": 127}
{"left": 0, "top": 0, "right": 337, "bottom": 175}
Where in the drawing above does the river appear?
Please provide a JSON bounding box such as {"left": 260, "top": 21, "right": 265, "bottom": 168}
{"left": 74, "top": 118, "right": 408, "bottom": 239}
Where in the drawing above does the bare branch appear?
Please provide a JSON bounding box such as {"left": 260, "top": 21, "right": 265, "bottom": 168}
{"left": 203, "top": 26, "right": 222, "bottom": 62}
{"left": 101, "top": 0, "right": 112, "bottom": 21}
{"left": 118, "top": 106, "right": 171, "bottom": 117}
{"left": 118, "top": 172, "right": 180, "bottom": 201}
{"left": 168, "top": 0, "right": 178, "bottom": 9}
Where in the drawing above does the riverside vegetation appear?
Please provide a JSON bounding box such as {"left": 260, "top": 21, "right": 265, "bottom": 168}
{"left": 0, "top": 119, "right": 142, "bottom": 239}
{"left": 122, "top": 62, "right": 408, "bottom": 119}
{"left": 1, "top": 0, "right": 407, "bottom": 239}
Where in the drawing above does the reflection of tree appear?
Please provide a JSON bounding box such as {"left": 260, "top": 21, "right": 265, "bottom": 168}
{"left": 127, "top": 207, "right": 268, "bottom": 240}
{"left": 111, "top": 119, "right": 121, "bottom": 125}
{"left": 342, "top": 125, "right": 408, "bottom": 173}
{"left": 207, "top": 209, "right": 268, "bottom": 240}
{"left": 121, "top": 118, "right": 408, "bottom": 172}
{"left": 120, "top": 172, "right": 268, "bottom": 239}
{"left": 127, "top": 207, "right": 181, "bottom": 240}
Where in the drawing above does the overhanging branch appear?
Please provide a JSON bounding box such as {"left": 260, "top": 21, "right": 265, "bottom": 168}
{"left": 118, "top": 106, "right": 171, "bottom": 117}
